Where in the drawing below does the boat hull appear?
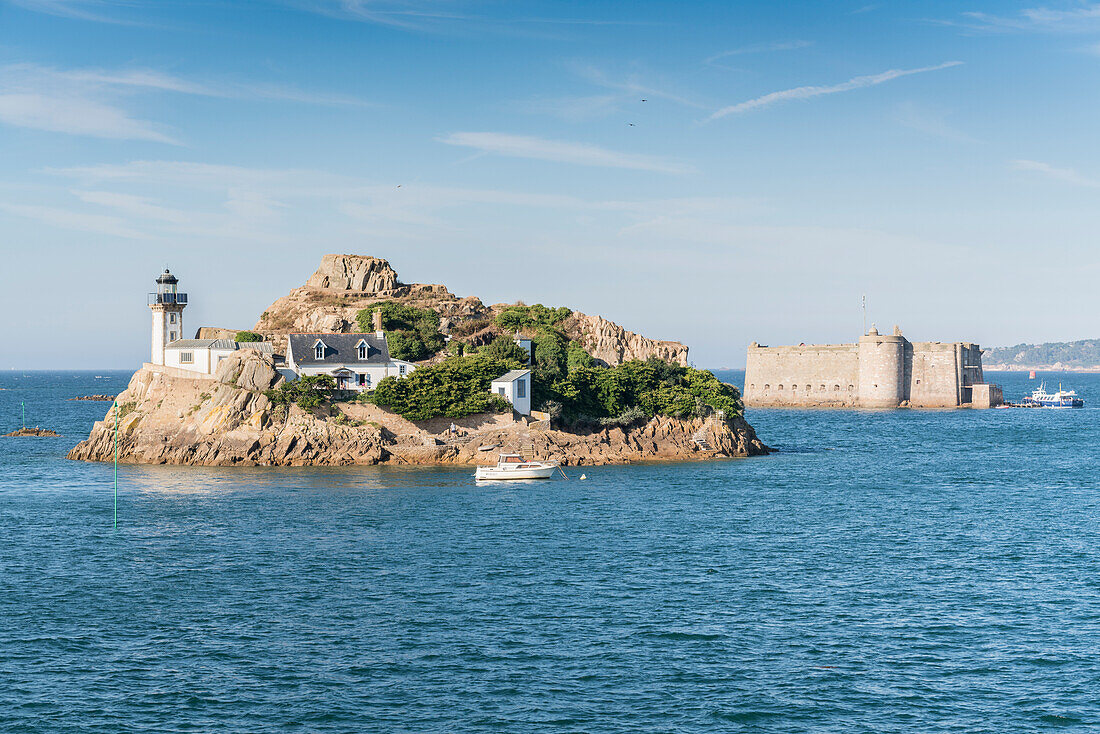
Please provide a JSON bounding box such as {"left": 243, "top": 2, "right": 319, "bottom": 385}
{"left": 474, "top": 465, "right": 557, "bottom": 480}
{"left": 1022, "top": 398, "right": 1084, "bottom": 408}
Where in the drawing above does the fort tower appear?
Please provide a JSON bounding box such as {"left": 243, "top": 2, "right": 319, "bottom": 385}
{"left": 857, "top": 325, "right": 907, "bottom": 408}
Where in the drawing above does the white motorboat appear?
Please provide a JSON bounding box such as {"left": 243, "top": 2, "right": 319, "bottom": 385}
{"left": 474, "top": 453, "right": 559, "bottom": 481}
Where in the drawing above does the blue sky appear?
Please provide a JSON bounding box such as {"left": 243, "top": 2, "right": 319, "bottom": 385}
{"left": 2, "top": 0, "right": 1100, "bottom": 369}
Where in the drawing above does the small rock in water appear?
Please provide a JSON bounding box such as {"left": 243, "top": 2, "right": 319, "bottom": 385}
{"left": 69, "top": 395, "right": 117, "bottom": 402}
{"left": 5, "top": 427, "right": 60, "bottom": 437}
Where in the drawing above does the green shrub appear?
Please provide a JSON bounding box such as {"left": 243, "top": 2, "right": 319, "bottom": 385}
{"left": 540, "top": 359, "right": 743, "bottom": 425}
{"left": 482, "top": 334, "right": 531, "bottom": 364}
{"left": 355, "top": 302, "right": 446, "bottom": 361}
{"left": 361, "top": 354, "right": 523, "bottom": 420}
{"left": 235, "top": 331, "right": 264, "bottom": 342}
{"left": 265, "top": 374, "right": 336, "bottom": 411}
{"left": 566, "top": 341, "right": 595, "bottom": 372}
{"left": 495, "top": 304, "right": 572, "bottom": 331}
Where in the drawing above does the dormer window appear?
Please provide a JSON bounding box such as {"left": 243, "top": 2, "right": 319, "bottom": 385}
{"left": 313, "top": 341, "right": 326, "bottom": 360}
{"left": 356, "top": 340, "right": 368, "bottom": 360}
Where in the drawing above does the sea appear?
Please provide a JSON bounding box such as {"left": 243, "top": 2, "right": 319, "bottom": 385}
{"left": 2, "top": 369, "right": 1100, "bottom": 732}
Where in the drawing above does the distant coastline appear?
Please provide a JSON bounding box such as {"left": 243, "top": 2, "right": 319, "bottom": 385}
{"left": 985, "top": 364, "right": 1100, "bottom": 374}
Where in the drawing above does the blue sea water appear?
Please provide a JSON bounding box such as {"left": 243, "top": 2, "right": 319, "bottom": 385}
{"left": 2, "top": 369, "right": 1100, "bottom": 732}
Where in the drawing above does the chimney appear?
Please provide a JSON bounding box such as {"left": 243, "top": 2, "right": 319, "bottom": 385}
{"left": 372, "top": 309, "right": 384, "bottom": 337}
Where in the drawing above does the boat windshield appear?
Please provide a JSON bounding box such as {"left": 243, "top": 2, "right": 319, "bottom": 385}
{"left": 501, "top": 455, "right": 524, "bottom": 463}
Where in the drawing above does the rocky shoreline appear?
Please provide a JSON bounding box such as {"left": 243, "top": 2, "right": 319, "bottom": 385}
{"left": 67, "top": 352, "right": 769, "bottom": 467}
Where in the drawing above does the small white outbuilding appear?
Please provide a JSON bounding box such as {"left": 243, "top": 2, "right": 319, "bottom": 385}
{"left": 490, "top": 369, "right": 532, "bottom": 416}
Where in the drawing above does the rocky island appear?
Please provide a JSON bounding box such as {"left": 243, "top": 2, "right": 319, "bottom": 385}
{"left": 69, "top": 255, "right": 767, "bottom": 467}
{"left": 7, "top": 427, "right": 60, "bottom": 437}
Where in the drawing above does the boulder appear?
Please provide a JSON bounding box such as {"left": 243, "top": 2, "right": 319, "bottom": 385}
{"left": 306, "top": 254, "right": 400, "bottom": 292}
{"left": 214, "top": 350, "right": 283, "bottom": 392}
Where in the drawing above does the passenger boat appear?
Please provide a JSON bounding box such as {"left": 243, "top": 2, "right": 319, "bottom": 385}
{"left": 474, "top": 453, "right": 559, "bottom": 481}
{"left": 1021, "top": 382, "right": 1084, "bottom": 408}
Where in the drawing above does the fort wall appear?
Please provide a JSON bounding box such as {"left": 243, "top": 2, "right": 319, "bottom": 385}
{"left": 744, "top": 344, "right": 859, "bottom": 407}
{"left": 743, "top": 327, "right": 999, "bottom": 409}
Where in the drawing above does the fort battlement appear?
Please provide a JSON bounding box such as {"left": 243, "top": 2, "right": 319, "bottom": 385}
{"left": 744, "top": 326, "right": 1002, "bottom": 409}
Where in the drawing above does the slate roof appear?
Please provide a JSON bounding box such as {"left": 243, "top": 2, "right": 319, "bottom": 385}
{"left": 492, "top": 369, "right": 531, "bottom": 383}
{"left": 166, "top": 339, "right": 273, "bottom": 353}
{"left": 288, "top": 333, "right": 394, "bottom": 366}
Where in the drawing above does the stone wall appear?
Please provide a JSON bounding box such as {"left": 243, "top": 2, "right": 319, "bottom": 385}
{"left": 743, "top": 344, "right": 860, "bottom": 407}
{"left": 744, "top": 329, "right": 1000, "bottom": 409}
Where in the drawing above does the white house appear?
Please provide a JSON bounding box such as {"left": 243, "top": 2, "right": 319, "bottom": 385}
{"left": 490, "top": 369, "right": 532, "bottom": 415}
{"left": 286, "top": 332, "right": 416, "bottom": 391}
{"left": 164, "top": 339, "right": 273, "bottom": 376}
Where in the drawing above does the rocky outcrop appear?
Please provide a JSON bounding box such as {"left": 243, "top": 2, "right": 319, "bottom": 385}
{"left": 564, "top": 312, "right": 689, "bottom": 367}
{"left": 69, "top": 395, "right": 116, "bottom": 402}
{"left": 194, "top": 326, "right": 240, "bottom": 340}
{"left": 249, "top": 254, "right": 689, "bottom": 367}
{"left": 306, "top": 254, "right": 400, "bottom": 292}
{"left": 67, "top": 351, "right": 389, "bottom": 466}
{"left": 68, "top": 351, "right": 766, "bottom": 466}
{"left": 6, "top": 427, "right": 60, "bottom": 437}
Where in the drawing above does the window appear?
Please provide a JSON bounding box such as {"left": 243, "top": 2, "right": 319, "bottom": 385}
{"left": 180, "top": 352, "right": 193, "bottom": 364}
{"left": 399, "top": 364, "right": 406, "bottom": 376}
{"left": 516, "top": 379, "right": 526, "bottom": 398}
{"left": 358, "top": 374, "right": 366, "bottom": 386}
{"left": 169, "top": 313, "right": 177, "bottom": 324}
{"left": 778, "top": 384, "right": 784, "bottom": 391}
{"left": 358, "top": 344, "right": 367, "bottom": 360}
{"left": 834, "top": 385, "right": 840, "bottom": 391}
{"left": 169, "top": 331, "right": 177, "bottom": 342}
{"left": 315, "top": 344, "right": 324, "bottom": 359}
{"left": 498, "top": 387, "right": 506, "bottom": 396}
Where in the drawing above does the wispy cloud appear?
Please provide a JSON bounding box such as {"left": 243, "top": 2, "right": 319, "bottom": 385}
{"left": 704, "top": 40, "right": 812, "bottom": 65}
{"left": 706, "top": 61, "right": 963, "bottom": 121}
{"left": 6, "top": 0, "right": 143, "bottom": 24}
{"left": 0, "top": 62, "right": 369, "bottom": 142}
{"left": 10, "top": 158, "right": 757, "bottom": 246}
{"left": 0, "top": 93, "right": 179, "bottom": 144}
{"left": 950, "top": 3, "right": 1100, "bottom": 32}
{"left": 1011, "top": 159, "right": 1100, "bottom": 187}
{"left": 0, "top": 201, "right": 144, "bottom": 237}
{"left": 515, "top": 62, "right": 703, "bottom": 122}
{"left": 437, "top": 132, "right": 695, "bottom": 174}
{"left": 1, "top": 63, "right": 369, "bottom": 107}
{"left": 893, "top": 101, "right": 976, "bottom": 142}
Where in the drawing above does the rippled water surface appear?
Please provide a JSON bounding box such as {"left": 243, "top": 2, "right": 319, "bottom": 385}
{"left": 3, "top": 370, "right": 1100, "bottom": 732}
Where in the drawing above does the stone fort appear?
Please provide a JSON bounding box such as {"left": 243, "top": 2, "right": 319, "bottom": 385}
{"left": 743, "top": 326, "right": 1003, "bottom": 409}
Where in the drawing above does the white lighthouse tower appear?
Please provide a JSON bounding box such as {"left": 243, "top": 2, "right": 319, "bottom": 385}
{"left": 149, "top": 269, "right": 187, "bottom": 365}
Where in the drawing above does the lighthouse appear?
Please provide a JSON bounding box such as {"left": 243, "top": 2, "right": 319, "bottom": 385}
{"left": 148, "top": 269, "right": 187, "bottom": 365}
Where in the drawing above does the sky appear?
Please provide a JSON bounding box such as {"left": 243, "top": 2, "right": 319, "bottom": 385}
{"left": 2, "top": 0, "right": 1100, "bottom": 369}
